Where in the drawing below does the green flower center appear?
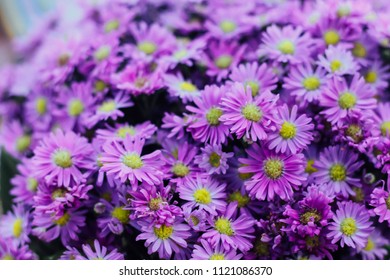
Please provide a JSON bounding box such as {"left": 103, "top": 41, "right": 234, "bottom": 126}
{"left": 54, "top": 213, "right": 71, "bottom": 226}
{"left": 209, "top": 152, "right": 221, "bottom": 167}
{"left": 330, "top": 60, "right": 342, "bottom": 72}
{"left": 337, "top": 6, "right": 351, "bottom": 17}
{"left": 135, "top": 77, "right": 147, "bottom": 88}
{"left": 179, "top": 81, "right": 197, "bottom": 92}
{"left": 263, "top": 159, "right": 284, "bottom": 179}
{"left": 94, "top": 45, "right": 111, "bottom": 61}
{"left": 242, "top": 103, "right": 262, "bottom": 122}
{"left": 2, "top": 255, "right": 13, "bottom": 260}
{"left": 279, "top": 121, "right": 297, "bottom": 139}
{"left": 94, "top": 80, "right": 107, "bottom": 92}
{"left": 255, "top": 240, "right": 269, "bottom": 256}
{"left": 305, "top": 159, "right": 318, "bottom": 174}
{"left": 190, "top": 215, "right": 199, "bottom": 226}
{"left": 238, "top": 164, "right": 253, "bottom": 181}
{"left": 245, "top": 81, "right": 260, "bottom": 97}
{"left": 68, "top": 99, "right": 84, "bottom": 117}
{"left": 210, "top": 254, "right": 225, "bottom": 260}
{"left": 154, "top": 225, "right": 173, "bottom": 240}
{"left": 206, "top": 107, "right": 223, "bottom": 126}
{"left": 215, "top": 55, "right": 232, "bottom": 69}
{"left": 278, "top": 40, "right": 295, "bottom": 54}
{"left": 329, "top": 164, "right": 346, "bottom": 181}
{"left": 58, "top": 53, "right": 70, "bottom": 66}
{"left": 172, "top": 163, "right": 189, "bottom": 177}
{"left": 149, "top": 198, "right": 163, "bottom": 211}
{"left": 380, "top": 121, "right": 390, "bottom": 136}
{"left": 386, "top": 195, "right": 390, "bottom": 209}
{"left": 122, "top": 153, "right": 143, "bottom": 169}
{"left": 352, "top": 43, "right": 367, "bottom": 58}
{"left": 51, "top": 188, "right": 67, "bottom": 199}
{"left": 219, "top": 20, "right": 236, "bottom": 33}
{"left": 351, "top": 187, "right": 364, "bottom": 203}
{"left": 53, "top": 149, "right": 73, "bottom": 168}
{"left": 35, "top": 97, "right": 47, "bottom": 115}
{"left": 174, "top": 49, "right": 187, "bottom": 60}
{"left": 111, "top": 207, "right": 130, "bottom": 224}
{"left": 338, "top": 92, "right": 357, "bottom": 109}
{"left": 300, "top": 210, "right": 322, "bottom": 224}
{"left": 305, "top": 236, "right": 320, "bottom": 248}
{"left": 98, "top": 101, "right": 116, "bottom": 112}
{"left": 340, "top": 217, "right": 357, "bottom": 236}
{"left": 13, "top": 218, "right": 23, "bottom": 238}
{"left": 104, "top": 19, "right": 119, "bottom": 33}
{"left": 324, "top": 30, "right": 340, "bottom": 45}
{"left": 27, "top": 177, "right": 38, "bottom": 192}
{"left": 364, "top": 238, "right": 375, "bottom": 251}
{"left": 365, "top": 71, "right": 377, "bottom": 84}
{"left": 117, "top": 126, "right": 136, "bottom": 138}
{"left": 193, "top": 188, "right": 212, "bottom": 204}
{"left": 16, "top": 135, "right": 31, "bottom": 153}
{"left": 345, "top": 124, "right": 362, "bottom": 143}
{"left": 228, "top": 191, "right": 250, "bottom": 208}
{"left": 138, "top": 41, "right": 157, "bottom": 55}
{"left": 215, "top": 218, "right": 234, "bottom": 236}
{"left": 302, "top": 76, "right": 320, "bottom": 91}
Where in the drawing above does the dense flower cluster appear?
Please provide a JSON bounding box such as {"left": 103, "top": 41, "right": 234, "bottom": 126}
{"left": 0, "top": 0, "right": 390, "bottom": 260}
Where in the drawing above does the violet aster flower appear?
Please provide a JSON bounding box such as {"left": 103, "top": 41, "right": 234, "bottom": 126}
{"left": 96, "top": 121, "right": 157, "bottom": 142}
{"left": 281, "top": 187, "right": 333, "bottom": 237}
{"left": 33, "top": 129, "right": 95, "bottom": 187}
{"left": 202, "top": 202, "right": 254, "bottom": 252}
{"left": 191, "top": 239, "right": 242, "bottom": 260}
{"left": 24, "top": 87, "right": 53, "bottom": 131}
{"left": 187, "top": 85, "right": 230, "bottom": 145}
{"left": 357, "top": 230, "right": 387, "bottom": 260}
{"left": 194, "top": 144, "right": 233, "bottom": 175}
{"left": 228, "top": 62, "right": 278, "bottom": 97}
{"left": 0, "top": 120, "right": 33, "bottom": 157}
{"left": 313, "top": 146, "right": 363, "bottom": 198}
{"left": 327, "top": 201, "right": 373, "bottom": 248}
{"left": 136, "top": 219, "right": 191, "bottom": 259}
{"left": 77, "top": 240, "right": 124, "bottom": 260}
{"left": 258, "top": 24, "right": 314, "bottom": 64}
{"left": 10, "top": 158, "right": 39, "bottom": 206}
{"left": 363, "top": 59, "right": 390, "bottom": 93}
{"left": 162, "top": 113, "right": 194, "bottom": 140}
{"left": 317, "top": 45, "right": 359, "bottom": 77}
{"left": 100, "top": 136, "right": 164, "bottom": 185}
{"left": 0, "top": 204, "right": 31, "bottom": 246}
{"left": 372, "top": 102, "right": 390, "bottom": 138}
{"left": 239, "top": 144, "right": 306, "bottom": 201}
{"left": 164, "top": 73, "right": 200, "bottom": 103}
{"left": 177, "top": 175, "right": 227, "bottom": 215}
{"left": 267, "top": 104, "right": 314, "bottom": 154}
{"left": 320, "top": 74, "right": 376, "bottom": 125}
{"left": 284, "top": 64, "right": 328, "bottom": 104}
{"left": 220, "top": 83, "right": 278, "bottom": 142}
{"left": 369, "top": 187, "right": 390, "bottom": 224}
{"left": 0, "top": 238, "right": 36, "bottom": 260}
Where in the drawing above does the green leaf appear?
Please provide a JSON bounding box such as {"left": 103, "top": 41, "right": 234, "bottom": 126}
{"left": 0, "top": 148, "right": 19, "bottom": 214}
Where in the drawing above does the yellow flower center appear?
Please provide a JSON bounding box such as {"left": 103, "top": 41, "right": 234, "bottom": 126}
{"left": 117, "top": 126, "right": 136, "bottom": 138}
{"left": 174, "top": 49, "right": 187, "bottom": 60}
{"left": 206, "top": 107, "right": 223, "bottom": 126}
{"left": 278, "top": 40, "right": 295, "bottom": 54}
{"left": 54, "top": 213, "right": 71, "bottom": 226}
{"left": 58, "top": 53, "right": 70, "bottom": 66}
{"left": 172, "top": 163, "right": 189, "bottom": 177}
{"left": 27, "top": 177, "right": 38, "bottom": 192}
{"left": 380, "top": 121, "right": 390, "bottom": 136}
{"left": 330, "top": 60, "right": 342, "bottom": 72}
{"left": 300, "top": 210, "right": 322, "bottom": 224}
{"left": 179, "top": 82, "right": 197, "bottom": 92}
{"left": 305, "top": 236, "right": 320, "bottom": 248}
{"left": 238, "top": 164, "right": 253, "bottom": 180}
{"left": 386, "top": 196, "right": 390, "bottom": 209}
{"left": 51, "top": 188, "right": 67, "bottom": 199}
{"left": 302, "top": 76, "right": 321, "bottom": 91}
{"left": 329, "top": 164, "right": 346, "bottom": 181}
{"left": 365, "top": 71, "right": 377, "bottom": 84}
{"left": 340, "top": 217, "right": 357, "bottom": 236}
{"left": 245, "top": 81, "right": 260, "bottom": 97}
{"left": 122, "top": 153, "right": 143, "bottom": 169}
{"left": 279, "top": 121, "right": 297, "bottom": 139}
{"left": 98, "top": 101, "right": 116, "bottom": 112}
{"left": 190, "top": 215, "right": 200, "bottom": 226}
{"left": 94, "top": 45, "right": 111, "bottom": 61}
{"left": 364, "top": 238, "right": 375, "bottom": 251}
{"left": 138, "top": 41, "right": 157, "bottom": 55}
{"left": 53, "top": 149, "right": 73, "bottom": 168}
{"left": 2, "top": 255, "right": 13, "bottom": 260}
{"left": 16, "top": 135, "right": 31, "bottom": 153}
{"left": 13, "top": 218, "right": 23, "bottom": 238}
{"left": 94, "top": 80, "right": 107, "bottom": 92}
{"left": 154, "top": 225, "right": 173, "bottom": 240}
{"left": 111, "top": 207, "right": 130, "bottom": 224}
{"left": 338, "top": 92, "right": 356, "bottom": 109}
{"left": 219, "top": 20, "right": 236, "bottom": 33}
{"left": 149, "top": 198, "right": 163, "bottom": 211}
{"left": 35, "top": 97, "right": 47, "bottom": 115}
{"left": 242, "top": 103, "right": 262, "bottom": 122}
{"left": 68, "top": 99, "right": 84, "bottom": 117}
{"left": 228, "top": 191, "right": 250, "bottom": 208}
{"left": 209, "top": 152, "right": 221, "bottom": 167}
{"left": 337, "top": 6, "right": 350, "bottom": 17}
{"left": 352, "top": 43, "right": 367, "bottom": 58}
{"left": 193, "top": 188, "right": 212, "bottom": 204}
{"left": 351, "top": 187, "right": 364, "bottom": 203}
{"left": 215, "top": 218, "right": 234, "bottom": 236}
{"left": 345, "top": 124, "right": 362, "bottom": 142}
{"left": 324, "top": 30, "right": 340, "bottom": 45}
{"left": 264, "top": 159, "right": 284, "bottom": 179}
{"left": 104, "top": 19, "right": 119, "bottom": 33}
{"left": 305, "top": 159, "right": 318, "bottom": 174}
{"left": 215, "top": 55, "right": 233, "bottom": 69}
{"left": 210, "top": 254, "right": 225, "bottom": 260}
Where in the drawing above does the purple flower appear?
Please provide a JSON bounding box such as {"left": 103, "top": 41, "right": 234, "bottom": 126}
{"left": 317, "top": 45, "right": 359, "bottom": 77}
{"left": 357, "top": 230, "right": 387, "bottom": 260}
{"left": 77, "top": 240, "right": 124, "bottom": 260}
{"left": 0, "top": 204, "right": 31, "bottom": 246}
{"left": 194, "top": 144, "right": 233, "bottom": 175}
{"left": 96, "top": 121, "right": 157, "bottom": 142}
{"left": 327, "top": 201, "right": 373, "bottom": 248}
{"left": 239, "top": 144, "right": 306, "bottom": 201}
{"left": 191, "top": 239, "right": 242, "bottom": 260}
{"left": 10, "top": 158, "right": 38, "bottom": 205}
{"left": 0, "top": 238, "right": 36, "bottom": 260}
{"left": 100, "top": 136, "right": 164, "bottom": 185}
{"left": 369, "top": 187, "right": 390, "bottom": 224}
{"left": 164, "top": 73, "right": 200, "bottom": 103}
